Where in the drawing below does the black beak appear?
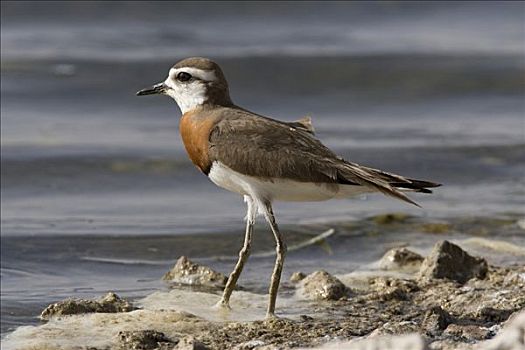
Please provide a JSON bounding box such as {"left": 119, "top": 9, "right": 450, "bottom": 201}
{"left": 136, "top": 82, "right": 167, "bottom": 96}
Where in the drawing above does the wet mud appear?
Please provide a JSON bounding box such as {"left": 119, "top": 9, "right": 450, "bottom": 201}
{"left": 4, "top": 239, "right": 524, "bottom": 350}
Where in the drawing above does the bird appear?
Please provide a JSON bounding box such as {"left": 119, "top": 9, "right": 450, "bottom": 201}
{"left": 136, "top": 57, "right": 440, "bottom": 319}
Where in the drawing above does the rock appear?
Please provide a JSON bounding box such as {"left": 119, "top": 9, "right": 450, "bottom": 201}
{"left": 40, "top": 292, "right": 136, "bottom": 320}
{"left": 502, "top": 271, "right": 525, "bottom": 286}
{"left": 233, "top": 339, "right": 266, "bottom": 350}
{"left": 297, "top": 270, "right": 348, "bottom": 301}
{"left": 418, "top": 240, "right": 488, "bottom": 284}
{"left": 290, "top": 271, "right": 306, "bottom": 283}
{"left": 369, "top": 277, "right": 419, "bottom": 301}
{"left": 163, "top": 256, "right": 227, "bottom": 288}
{"left": 475, "top": 307, "right": 514, "bottom": 324}
{"left": 304, "top": 333, "right": 428, "bottom": 350}
{"left": 379, "top": 248, "right": 424, "bottom": 271}
{"left": 174, "top": 336, "right": 210, "bottom": 350}
{"left": 368, "top": 321, "right": 420, "bottom": 337}
{"left": 437, "top": 275, "right": 525, "bottom": 327}
{"left": 443, "top": 324, "right": 492, "bottom": 341}
{"left": 478, "top": 310, "right": 525, "bottom": 350}
{"left": 422, "top": 306, "right": 453, "bottom": 336}
{"left": 117, "top": 330, "right": 176, "bottom": 350}
{"left": 428, "top": 339, "right": 474, "bottom": 350}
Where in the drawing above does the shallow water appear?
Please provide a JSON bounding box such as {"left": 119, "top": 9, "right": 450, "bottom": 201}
{"left": 1, "top": 1, "right": 524, "bottom": 339}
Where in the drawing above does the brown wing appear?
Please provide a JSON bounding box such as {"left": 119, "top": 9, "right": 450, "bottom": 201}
{"left": 208, "top": 109, "right": 438, "bottom": 206}
{"left": 208, "top": 110, "right": 341, "bottom": 183}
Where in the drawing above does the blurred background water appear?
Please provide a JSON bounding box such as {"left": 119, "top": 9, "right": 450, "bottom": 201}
{"left": 1, "top": 1, "right": 524, "bottom": 337}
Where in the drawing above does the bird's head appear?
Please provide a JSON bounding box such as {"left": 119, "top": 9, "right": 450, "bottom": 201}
{"left": 136, "top": 57, "right": 232, "bottom": 114}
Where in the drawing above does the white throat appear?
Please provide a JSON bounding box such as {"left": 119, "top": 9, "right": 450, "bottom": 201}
{"left": 164, "top": 80, "right": 207, "bottom": 114}
{"left": 168, "top": 88, "right": 206, "bottom": 114}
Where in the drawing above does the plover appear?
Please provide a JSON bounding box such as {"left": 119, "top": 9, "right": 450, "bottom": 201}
{"left": 137, "top": 57, "right": 440, "bottom": 318}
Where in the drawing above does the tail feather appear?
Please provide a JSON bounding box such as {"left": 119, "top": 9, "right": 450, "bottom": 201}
{"left": 390, "top": 180, "right": 440, "bottom": 193}
{"left": 337, "top": 162, "right": 441, "bottom": 207}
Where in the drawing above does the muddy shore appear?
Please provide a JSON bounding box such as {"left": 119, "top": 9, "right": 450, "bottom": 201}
{"left": 3, "top": 234, "right": 524, "bottom": 350}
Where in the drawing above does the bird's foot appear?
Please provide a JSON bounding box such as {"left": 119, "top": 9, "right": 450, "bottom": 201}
{"left": 265, "top": 312, "right": 279, "bottom": 321}
{"left": 213, "top": 299, "right": 231, "bottom": 311}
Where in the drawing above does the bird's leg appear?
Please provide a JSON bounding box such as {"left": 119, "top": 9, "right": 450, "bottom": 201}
{"left": 263, "top": 203, "right": 287, "bottom": 319}
{"left": 217, "top": 195, "right": 256, "bottom": 309}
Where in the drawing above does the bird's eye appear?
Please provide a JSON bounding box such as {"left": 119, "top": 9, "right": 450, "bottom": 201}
{"left": 177, "top": 72, "right": 192, "bottom": 82}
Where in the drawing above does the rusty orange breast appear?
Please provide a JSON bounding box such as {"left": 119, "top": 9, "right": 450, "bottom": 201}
{"left": 179, "top": 110, "right": 216, "bottom": 174}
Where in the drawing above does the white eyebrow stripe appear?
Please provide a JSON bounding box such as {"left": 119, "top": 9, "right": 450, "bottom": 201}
{"left": 169, "top": 67, "right": 216, "bottom": 82}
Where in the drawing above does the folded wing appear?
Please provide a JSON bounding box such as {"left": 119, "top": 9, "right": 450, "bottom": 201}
{"left": 208, "top": 111, "right": 440, "bottom": 206}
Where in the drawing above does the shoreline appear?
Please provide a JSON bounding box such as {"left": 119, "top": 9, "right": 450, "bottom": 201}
{"left": 2, "top": 235, "right": 524, "bottom": 349}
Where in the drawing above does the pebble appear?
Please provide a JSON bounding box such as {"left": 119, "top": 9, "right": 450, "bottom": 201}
{"left": 418, "top": 240, "right": 488, "bottom": 284}
{"left": 297, "top": 270, "right": 349, "bottom": 301}
{"left": 379, "top": 248, "right": 424, "bottom": 271}
{"left": 40, "top": 292, "right": 135, "bottom": 320}
{"left": 163, "top": 256, "right": 227, "bottom": 288}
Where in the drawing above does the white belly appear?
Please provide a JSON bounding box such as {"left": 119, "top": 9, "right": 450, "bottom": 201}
{"left": 208, "top": 161, "right": 370, "bottom": 202}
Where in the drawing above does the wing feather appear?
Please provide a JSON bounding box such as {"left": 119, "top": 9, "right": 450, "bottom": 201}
{"left": 208, "top": 109, "right": 438, "bottom": 206}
